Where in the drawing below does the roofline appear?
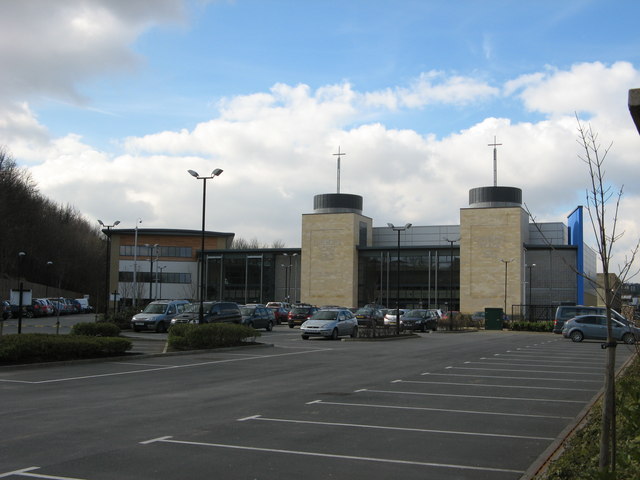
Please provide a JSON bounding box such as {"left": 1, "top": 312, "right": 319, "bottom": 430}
{"left": 106, "top": 228, "right": 234, "bottom": 238}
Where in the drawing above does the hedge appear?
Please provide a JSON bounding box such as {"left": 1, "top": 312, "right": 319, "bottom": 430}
{"left": 0, "top": 334, "right": 132, "bottom": 364}
{"left": 71, "top": 322, "right": 121, "bottom": 337}
{"left": 168, "top": 323, "right": 260, "bottom": 350}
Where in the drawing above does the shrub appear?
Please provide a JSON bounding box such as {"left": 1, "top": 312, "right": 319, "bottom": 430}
{"left": 71, "top": 322, "right": 121, "bottom": 337}
{"left": 0, "top": 334, "right": 132, "bottom": 364}
{"left": 104, "top": 306, "right": 140, "bottom": 329}
{"left": 168, "top": 323, "right": 260, "bottom": 350}
{"left": 508, "top": 321, "right": 553, "bottom": 332}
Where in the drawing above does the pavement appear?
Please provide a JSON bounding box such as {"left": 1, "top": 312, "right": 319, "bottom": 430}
{"left": 121, "top": 332, "right": 169, "bottom": 356}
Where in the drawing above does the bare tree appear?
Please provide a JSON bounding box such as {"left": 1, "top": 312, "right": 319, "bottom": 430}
{"left": 576, "top": 116, "right": 639, "bottom": 474}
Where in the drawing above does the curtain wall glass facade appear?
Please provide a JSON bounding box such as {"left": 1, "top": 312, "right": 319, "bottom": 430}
{"left": 358, "top": 248, "right": 459, "bottom": 310}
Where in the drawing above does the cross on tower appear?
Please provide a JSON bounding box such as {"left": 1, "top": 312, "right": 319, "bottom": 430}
{"left": 488, "top": 136, "right": 502, "bottom": 186}
{"left": 333, "top": 146, "right": 346, "bottom": 193}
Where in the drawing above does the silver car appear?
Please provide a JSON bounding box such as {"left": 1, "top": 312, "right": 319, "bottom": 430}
{"left": 301, "top": 308, "right": 358, "bottom": 340}
{"left": 562, "top": 314, "right": 639, "bottom": 344}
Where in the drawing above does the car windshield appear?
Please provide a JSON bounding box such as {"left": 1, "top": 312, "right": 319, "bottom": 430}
{"left": 240, "top": 307, "right": 256, "bottom": 315}
{"left": 142, "top": 303, "right": 167, "bottom": 314}
{"left": 406, "top": 310, "right": 425, "bottom": 317}
{"left": 312, "top": 310, "right": 338, "bottom": 320}
{"left": 356, "top": 308, "right": 373, "bottom": 315}
{"left": 292, "top": 307, "right": 310, "bottom": 314}
{"left": 183, "top": 303, "right": 208, "bottom": 313}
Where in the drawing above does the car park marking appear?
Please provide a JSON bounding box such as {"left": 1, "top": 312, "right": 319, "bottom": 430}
{"left": 356, "top": 388, "right": 586, "bottom": 403}
{"left": 421, "top": 372, "right": 602, "bottom": 384}
{"left": 393, "top": 379, "right": 595, "bottom": 392}
{"left": 305, "top": 399, "right": 573, "bottom": 419}
{"left": 0, "top": 348, "right": 332, "bottom": 384}
{"left": 235, "top": 414, "right": 555, "bottom": 441}
{"left": 0, "top": 466, "right": 86, "bottom": 479}
{"left": 141, "top": 436, "right": 526, "bottom": 474}
{"left": 447, "top": 366, "right": 602, "bottom": 376}
{"left": 465, "top": 361, "right": 602, "bottom": 370}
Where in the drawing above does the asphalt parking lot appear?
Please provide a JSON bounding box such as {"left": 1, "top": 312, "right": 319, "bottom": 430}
{"left": 0, "top": 327, "right": 635, "bottom": 480}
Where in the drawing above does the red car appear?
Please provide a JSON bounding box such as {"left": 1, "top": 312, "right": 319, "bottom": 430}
{"left": 288, "top": 305, "right": 319, "bottom": 328}
{"left": 268, "top": 306, "right": 289, "bottom": 325}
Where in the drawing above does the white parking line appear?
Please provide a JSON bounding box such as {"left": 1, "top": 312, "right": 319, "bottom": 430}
{"left": 421, "top": 372, "right": 602, "bottom": 383}
{"left": 0, "top": 348, "right": 332, "bottom": 384}
{"left": 355, "top": 388, "right": 586, "bottom": 403}
{"left": 305, "top": 399, "right": 573, "bottom": 419}
{"left": 448, "top": 366, "right": 602, "bottom": 376}
{"left": 0, "top": 467, "right": 86, "bottom": 479}
{"left": 140, "top": 436, "right": 526, "bottom": 474}
{"left": 465, "top": 361, "right": 602, "bottom": 370}
{"left": 236, "top": 414, "right": 555, "bottom": 441}
{"left": 393, "top": 379, "right": 595, "bottom": 392}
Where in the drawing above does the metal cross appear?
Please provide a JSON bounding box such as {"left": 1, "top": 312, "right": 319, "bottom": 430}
{"left": 333, "top": 146, "right": 346, "bottom": 193}
{"left": 488, "top": 136, "right": 502, "bottom": 186}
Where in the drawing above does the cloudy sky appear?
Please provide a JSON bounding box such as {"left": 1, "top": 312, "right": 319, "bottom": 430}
{"left": 1, "top": 0, "right": 639, "bottom": 271}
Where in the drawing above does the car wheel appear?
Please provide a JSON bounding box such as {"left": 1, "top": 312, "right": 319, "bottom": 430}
{"left": 351, "top": 326, "right": 358, "bottom": 338}
{"left": 331, "top": 328, "right": 339, "bottom": 340}
{"left": 570, "top": 330, "right": 584, "bottom": 342}
{"left": 432, "top": 323, "right": 437, "bottom": 332}
{"left": 25, "top": 311, "right": 34, "bottom": 318}
{"left": 622, "top": 333, "right": 636, "bottom": 345}
{"left": 156, "top": 322, "right": 166, "bottom": 333}
{"left": 133, "top": 327, "right": 141, "bottom": 332}
{"left": 301, "top": 335, "right": 309, "bottom": 340}
{"left": 266, "top": 321, "right": 273, "bottom": 332}
{"left": 420, "top": 323, "right": 427, "bottom": 332}
{"left": 288, "top": 323, "right": 294, "bottom": 328}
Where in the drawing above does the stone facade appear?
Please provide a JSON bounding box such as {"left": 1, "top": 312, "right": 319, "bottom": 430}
{"left": 300, "top": 212, "right": 372, "bottom": 307}
{"left": 459, "top": 206, "right": 529, "bottom": 314}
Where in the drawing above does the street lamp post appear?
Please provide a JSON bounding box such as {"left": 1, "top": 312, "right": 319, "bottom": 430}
{"left": 445, "top": 237, "right": 460, "bottom": 313}
{"left": 45, "top": 261, "right": 53, "bottom": 297}
{"left": 145, "top": 243, "right": 158, "bottom": 302}
{"left": 98, "top": 219, "right": 120, "bottom": 319}
{"left": 188, "top": 168, "right": 223, "bottom": 324}
{"left": 527, "top": 263, "right": 536, "bottom": 321}
{"left": 158, "top": 265, "right": 166, "bottom": 299}
{"left": 500, "top": 258, "right": 514, "bottom": 318}
{"left": 17, "top": 251, "right": 26, "bottom": 334}
{"left": 388, "top": 223, "right": 412, "bottom": 335}
{"left": 133, "top": 218, "right": 142, "bottom": 308}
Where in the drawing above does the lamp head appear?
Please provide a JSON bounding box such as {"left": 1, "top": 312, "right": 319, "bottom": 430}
{"left": 212, "top": 168, "right": 223, "bottom": 177}
{"left": 405, "top": 223, "right": 412, "bottom": 229}
{"left": 114, "top": 220, "right": 120, "bottom": 226}
{"left": 387, "top": 223, "right": 394, "bottom": 228}
{"left": 98, "top": 219, "right": 104, "bottom": 226}
{"left": 188, "top": 169, "right": 199, "bottom": 178}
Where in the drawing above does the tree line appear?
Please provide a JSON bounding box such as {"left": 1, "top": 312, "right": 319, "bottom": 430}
{"left": 0, "top": 146, "right": 105, "bottom": 303}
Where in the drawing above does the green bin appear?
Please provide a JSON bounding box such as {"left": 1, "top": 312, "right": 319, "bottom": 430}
{"left": 485, "top": 308, "right": 503, "bottom": 330}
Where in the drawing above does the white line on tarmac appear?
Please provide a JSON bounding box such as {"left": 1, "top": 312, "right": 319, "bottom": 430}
{"left": 420, "top": 372, "right": 602, "bottom": 383}
{"left": 393, "top": 379, "right": 595, "bottom": 392}
{"left": 356, "top": 388, "right": 586, "bottom": 403}
{"left": 0, "top": 348, "right": 332, "bottom": 384}
{"left": 447, "top": 366, "right": 602, "bottom": 376}
{"left": 305, "top": 399, "right": 573, "bottom": 419}
{"left": 140, "top": 436, "right": 526, "bottom": 474}
{"left": 0, "top": 466, "right": 87, "bottom": 479}
{"left": 236, "top": 414, "right": 555, "bottom": 441}
{"left": 465, "top": 361, "right": 602, "bottom": 370}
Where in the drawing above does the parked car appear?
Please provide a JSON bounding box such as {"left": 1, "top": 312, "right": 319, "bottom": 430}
{"left": 1, "top": 300, "right": 10, "bottom": 320}
{"left": 300, "top": 308, "right": 358, "bottom": 340}
{"left": 400, "top": 309, "right": 439, "bottom": 332}
{"left": 288, "top": 305, "right": 319, "bottom": 328}
{"left": 268, "top": 306, "right": 289, "bottom": 324}
{"left": 31, "top": 299, "right": 52, "bottom": 317}
{"left": 266, "top": 301, "right": 291, "bottom": 311}
{"left": 562, "top": 315, "right": 639, "bottom": 344}
{"left": 75, "top": 298, "right": 94, "bottom": 313}
{"left": 354, "top": 307, "right": 384, "bottom": 327}
{"left": 383, "top": 309, "right": 409, "bottom": 326}
{"left": 131, "top": 300, "right": 189, "bottom": 332}
{"left": 239, "top": 305, "right": 275, "bottom": 331}
{"left": 171, "top": 301, "right": 242, "bottom": 326}
{"left": 553, "top": 305, "right": 627, "bottom": 334}
{"left": 47, "top": 298, "right": 66, "bottom": 315}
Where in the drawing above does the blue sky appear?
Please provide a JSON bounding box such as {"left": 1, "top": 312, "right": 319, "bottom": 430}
{"left": 1, "top": 0, "right": 639, "bottom": 270}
